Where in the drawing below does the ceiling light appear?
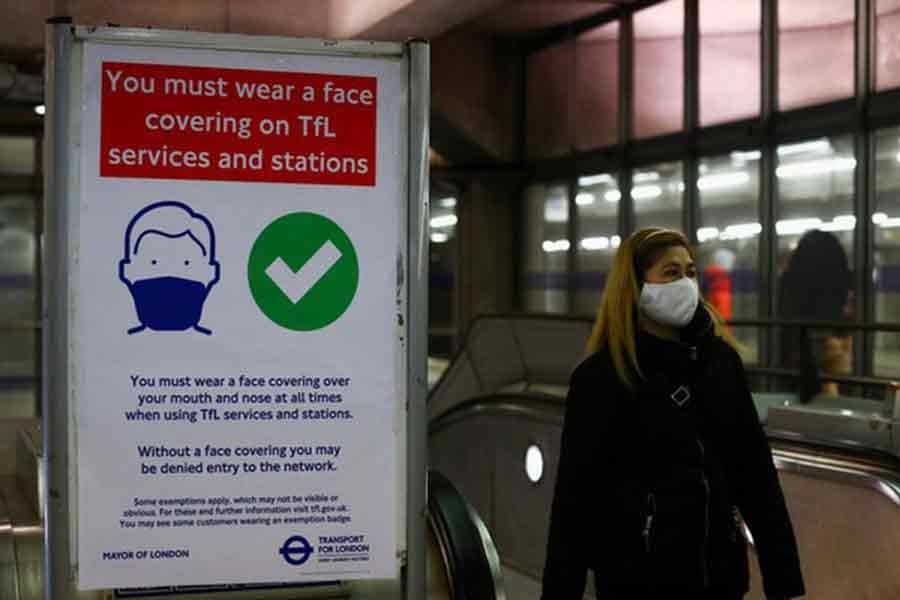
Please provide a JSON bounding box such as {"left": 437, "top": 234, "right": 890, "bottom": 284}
{"left": 604, "top": 190, "right": 621, "bottom": 203}
{"left": 873, "top": 212, "right": 888, "bottom": 224}
{"left": 775, "top": 218, "right": 822, "bottom": 236}
{"left": 696, "top": 227, "right": 720, "bottom": 243}
{"left": 633, "top": 171, "right": 660, "bottom": 183}
{"left": 730, "top": 150, "right": 761, "bottom": 162}
{"left": 697, "top": 171, "right": 751, "bottom": 191}
{"left": 631, "top": 185, "right": 662, "bottom": 201}
{"left": 578, "top": 173, "right": 614, "bottom": 187}
{"left": 34, "top": 104, "right": 45, "bottom": 116}
{"left": 430, "top": 214, "right": 458, "bottom": 228}
{"left": 776, "top": 157, "right": 856, "bottom": 179}
{"left": 430, "top": 232, "right": 449, "bottom": 243}
{"left": 542, "top": 239, "right": 570, "bottom": 253}
{"left": 719, "top": 222, "right": 762, "bottom": 240}
{"left": 777, "top": 138, "right": 831, "bottom": 157}
{"left": 580, "top": 236, "right": 610, "bottom": 251}
{"left": 439, "top": 197, "right": 456, "bottom": 208}
{"left": 575, "top": 192, "right": 595, "bottom": 206}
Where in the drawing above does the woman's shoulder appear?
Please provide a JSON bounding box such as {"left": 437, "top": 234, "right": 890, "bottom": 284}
{"left": 570, "top": 347, "right": 619, "bottom": 384}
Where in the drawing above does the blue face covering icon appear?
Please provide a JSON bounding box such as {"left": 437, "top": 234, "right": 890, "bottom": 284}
{"left": 119, "top": 201, "right": 220, "bottom": 335}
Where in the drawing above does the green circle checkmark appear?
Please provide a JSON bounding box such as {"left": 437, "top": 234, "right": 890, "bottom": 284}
{"left": 248, "top": 212, "right": 359, "bottom": 331}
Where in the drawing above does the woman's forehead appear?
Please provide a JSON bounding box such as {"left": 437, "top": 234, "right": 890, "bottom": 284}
{"left": 651, "top": 245, "right": 693, "bottom": 265}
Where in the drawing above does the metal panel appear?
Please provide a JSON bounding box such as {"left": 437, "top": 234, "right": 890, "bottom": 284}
{"left": 405, "top": 38, "right": 430, "bottom": 600}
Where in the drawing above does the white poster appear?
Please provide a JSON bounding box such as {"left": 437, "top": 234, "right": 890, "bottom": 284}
{"left": 74, "top": 41, "right": 405, "bottom": 589}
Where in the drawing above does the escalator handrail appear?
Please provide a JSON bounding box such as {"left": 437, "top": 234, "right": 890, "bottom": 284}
{"left": 427, "top": 470, "right": 506, "bottom": 600}
{"left": 429, "top": 394, "right": 900, "bottom": 509}
{"left": 429, "top": 391, "right": 565, "bottom": 435}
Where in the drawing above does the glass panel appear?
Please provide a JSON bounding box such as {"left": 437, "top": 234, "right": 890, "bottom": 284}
{"left": 0, "top": 191, "right": 37, "bottom": 416}
{"left": 696, "top": 152, "right": 761, "bottom": 364}
{"left": 574, "top": 173, "right": 619, "bottom": 316}
{"left": 775, "top": 135, "right": 856, "bottom": 402}
{"left": 575, "top": 22, "right": 619, "bottom": 150}
{"left": 526, "top": 41, "right": 574, "bottom": 159}
{"left": 634, "top": 0, "right": 684, "bottom": 138}
{"left": 779, "top": 1, "right": 854, "bottom": 110}
{"left": 877, "top": 0, "right": 900, "bottom": 90}
{"left": 523, "top": 183, "right": 569, "bottom": 313}
{"left": 699, "top": 0, "right": 760, "bottom": 126}
{"left": 429, "top": 195, "right": 458, "bottom": 359}
{"left": 0, "top": 137, "right": 35, "bottom": 175}
{"left": 633, "top": 161, "right": 684, "bottom": 231}
{"left": 874, "top": 127, "right": 900, "bottom": 377}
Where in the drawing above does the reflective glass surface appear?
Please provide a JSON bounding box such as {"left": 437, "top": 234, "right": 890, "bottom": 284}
{"left": 634, "top": 0, "right": 684, "bottom": 138}
{"left": 576, "top": 22, "right": 619, "bottom": 150}
{"left": 874, "top": 127, "right": 900, "bottom": 377}
{"left": 574, "top": 173, "right": 619, "bottom": 315}
{"left": 633, "top": 162, "right": 684, "bottom": 232}
{"left": 523, "top": 183, "right": 569, "bottom": 314}
{"left": 775, "top": 135, "right": 856, "bottom": 400}
{"left": 699, "top": 0, "right": 760, "bottom": 125}
{"left": 779, "top": 1, "right": 854, "bottom": 110}
{"left": 696, "top": 152, "right": 761, "bottom": 363}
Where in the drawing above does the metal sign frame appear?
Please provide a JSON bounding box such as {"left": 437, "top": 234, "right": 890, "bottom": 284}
{"left": 43, "top": 18, "right": 428, "bottom": 600}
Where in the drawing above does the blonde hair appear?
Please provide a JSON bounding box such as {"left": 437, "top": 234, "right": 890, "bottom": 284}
{"left": 585, "top": 228, "right": 742, "bottom": 389}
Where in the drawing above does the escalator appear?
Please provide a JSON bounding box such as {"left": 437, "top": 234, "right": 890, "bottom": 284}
{"left": 427, "top": 315, "right": 900, "bottom": 600}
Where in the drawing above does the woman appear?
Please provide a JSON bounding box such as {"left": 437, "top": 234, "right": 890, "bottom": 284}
{"left": 542, "top": 228, "right": 804, "bottom": 600}
{"left": 778, "top": 229, "right": 853, "bottom": 401}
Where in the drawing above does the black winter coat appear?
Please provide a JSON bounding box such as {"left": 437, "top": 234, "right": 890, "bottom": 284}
{"left": 541, "top": 310, "right": 805, "bottom": 599}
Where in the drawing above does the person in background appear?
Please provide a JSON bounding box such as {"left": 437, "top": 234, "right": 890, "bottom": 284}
{"left": 702, "top": 248, "right": 735, "bottom": 323}
{"left": 542, "top": 228, "right": 804, "bottom": 600}
{"left": 778, "top": 230, "right": 853, "bottom": 401}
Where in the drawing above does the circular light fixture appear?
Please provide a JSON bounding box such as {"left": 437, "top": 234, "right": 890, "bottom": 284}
{"left": 525, "top": 444, "right": 544, "bottom": 484}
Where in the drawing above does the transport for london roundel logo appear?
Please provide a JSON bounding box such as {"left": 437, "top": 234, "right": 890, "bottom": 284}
{"left": 248, "top": 212, "right": 359, "bottom": 331}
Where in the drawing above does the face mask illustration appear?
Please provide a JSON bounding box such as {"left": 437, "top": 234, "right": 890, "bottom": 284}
{"left": 119, "top": 201, "right": 221, "bottom": 335}
{"left": 639, "top": 276, "right": 699, "bottom": 327}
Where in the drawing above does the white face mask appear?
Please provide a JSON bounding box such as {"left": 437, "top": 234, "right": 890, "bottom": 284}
{"left": 639, "top": 277, "right": 699, "bottom": 327}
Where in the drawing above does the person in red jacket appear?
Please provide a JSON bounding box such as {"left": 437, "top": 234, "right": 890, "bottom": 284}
{"left": 703, "top": 248, "right": 735, "bottom": 322}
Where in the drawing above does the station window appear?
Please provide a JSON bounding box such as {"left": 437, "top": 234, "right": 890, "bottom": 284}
{"left": 695, "top": 151, "right": 761, "bottom": 363}
{"left": 429, "top": 195, "right": 458, "bottom": 360}
{"left": 779, "top": 1, "right": 854, "bottom": 110}
{"left": 522, "top": 183, "right": 569, "bottom": 314}
{"left": 632, "top": 161, "right": 683, "bottom": 232}
{"left": 876, "top": 0, "right": 900, "bottom": 90}
{"left": 634, "top": 0, "right": 684, "bottom": 138}
{"left": 873, "top": 127, "right": 900, "bottom": 377}
{"left": 574, "top": 173, "right": 619, "bottom": 316}
{"left": 575, "top": 22, "right": 619, "bottom": 150}
{"left": 0, "top": 136, "right": 39, "bottom": 417}
{"left": 699, "top": 0, "right": 760, "bottom": 126}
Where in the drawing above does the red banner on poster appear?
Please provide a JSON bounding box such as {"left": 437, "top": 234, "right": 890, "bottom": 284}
{"left": 100, "top": 62, "right": 377, "bottom": 186}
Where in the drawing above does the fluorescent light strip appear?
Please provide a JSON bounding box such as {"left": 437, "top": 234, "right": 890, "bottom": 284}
{"left": 777, "top": 138, "right": 830, "bottom": 157}
{"left": 633, "top": 171, "right": 660, "bottom": 183}
{"left": 631, "top": 185, "right": 662, "bottom": 200}
{"left": 578, "top": 174, "right": 614, "bottom": 186}
{"left": 542, "top": 239, "right": 570, "bottom": 253}
{"left": 575, "top": 192, "right": 595, "bottom": 206}
{"left": 430, "top": 232, "right": 449, "bottom": 243}
{"left": 430, "top": 214, "right": 458, "bottom": 228}
{"left": 776, "top": 157, "right": 856, "bottom": 179}
{"left": 697, "top": 171, "right": 751, "bottom": 191}
{"left": 580, "top": 236, "right": 610, "bottom": 251}
{"left": 439, "top": 197, "right": 457, "bottom": 208}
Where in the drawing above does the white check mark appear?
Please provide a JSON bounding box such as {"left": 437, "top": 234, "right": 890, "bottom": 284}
{"left": 265, "top": 240, "right": 342, "bottom": 304}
